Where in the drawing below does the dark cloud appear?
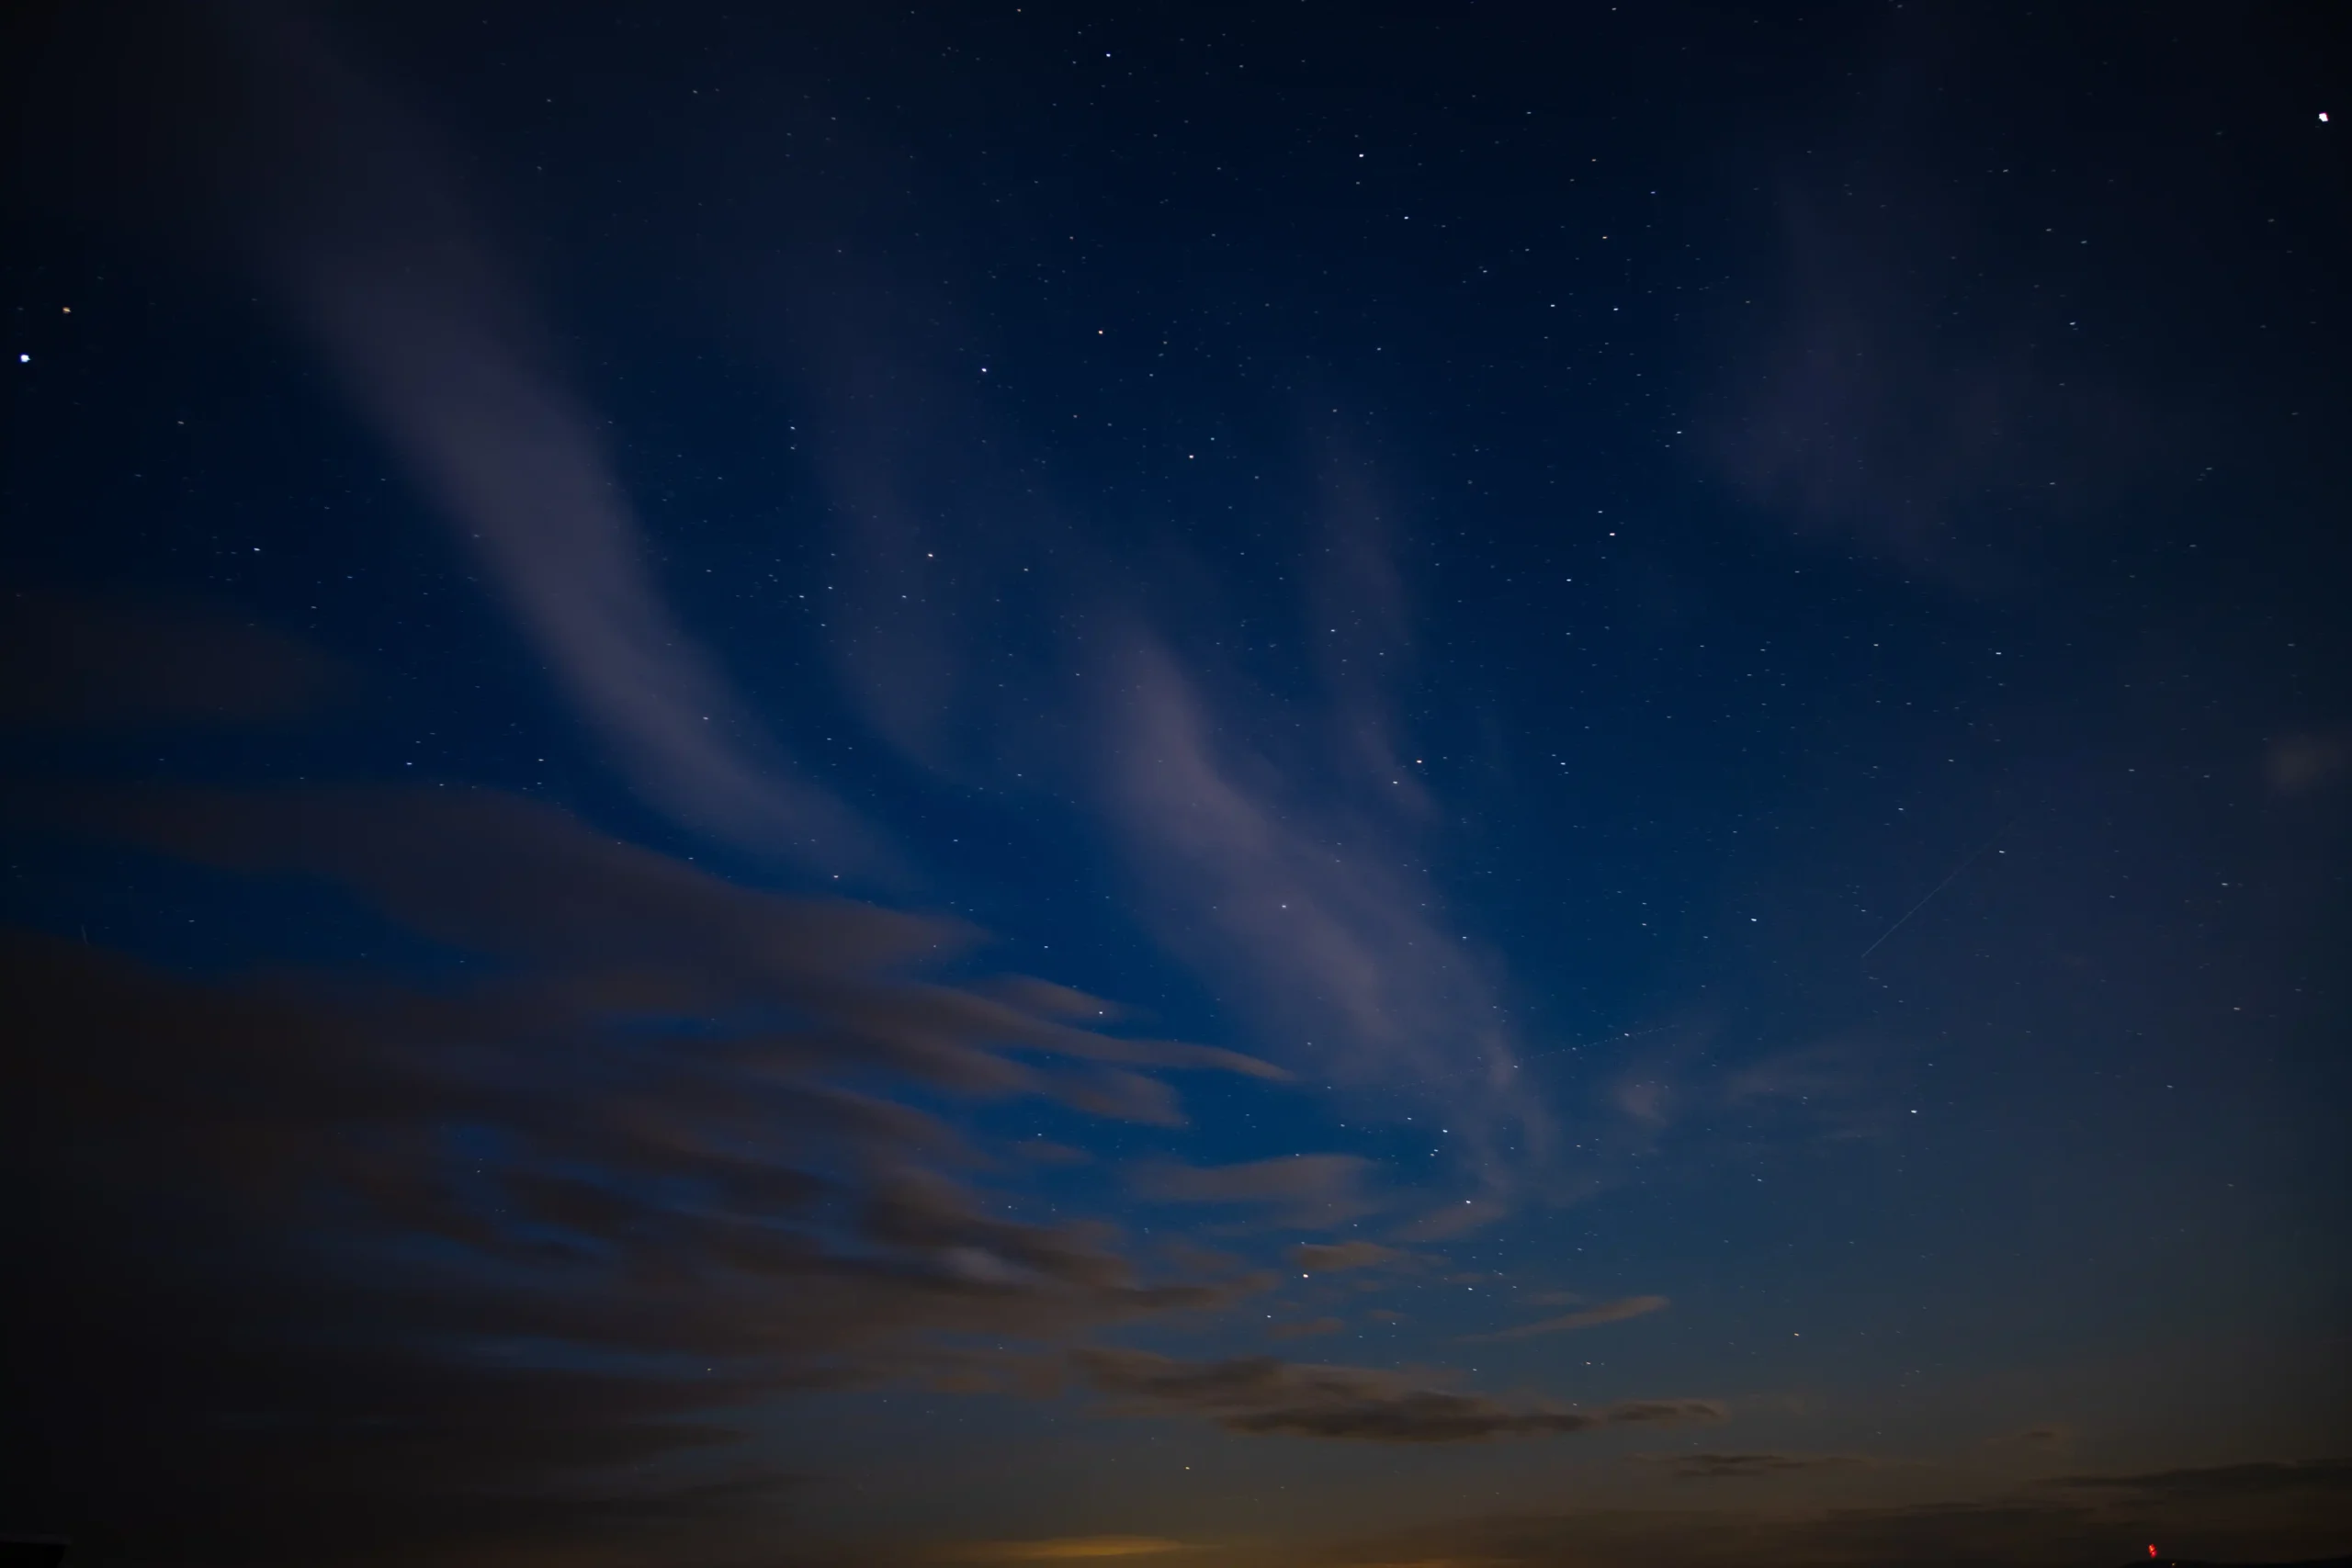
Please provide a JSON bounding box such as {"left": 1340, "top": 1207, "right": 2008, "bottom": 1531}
{"left": 1132, "top": 1155, "right": 1377, "bottom": 1227}
{"left": 1318, "top": 1461, "right": 2352, "bottom": 1568}
{"left": 943, "top": 1537, "right": 1195, "bottom": 1562}
{"left": 1627, "top": 1451, "right": 1869, "bottom": 1480}
{"left": 1289, "top": 1240, "right": 1402, "bottom": 1274}
{"left": 2042, "top": 1458, "right": 2352, "bottom": 1502}
{"left": 1984, "top": 1424, "right": 2074, "bottom": 1450}
{"left": 1071, "top": 1348, "right": 1722, "bottom": 1444}
{"left": 0, "top": 591, "right": 339, "bottom": 728}
{"left": 1267, "top": 1317, "right": 1346, "bottom": 1342}
{"left": 87, "top": 786, "right": 1276, "bottom": 1090}
{"left": 0, "top": 786, "right": 1270, "bottom": 1562}
{"left": 1316, "top": 1503, "right": 2106, "bottom": 1568}
{"left": 1463, "top": 1295, "right": 1668, "bottom": 1343}
{"left": 1012, "top": 1138, "right": 1094, "bottom": 1167}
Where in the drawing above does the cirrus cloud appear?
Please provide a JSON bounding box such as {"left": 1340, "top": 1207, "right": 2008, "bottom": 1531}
{"left": 1461, "top": 1294, "right": 1669, "bottom": 1343}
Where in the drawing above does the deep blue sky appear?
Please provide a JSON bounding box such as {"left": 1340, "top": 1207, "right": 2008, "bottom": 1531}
{"left": 3, "top": 4, "right": 2347, "bottom": 1565}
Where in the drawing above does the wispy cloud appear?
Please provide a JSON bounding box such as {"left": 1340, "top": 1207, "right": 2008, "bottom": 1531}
{"left": 751, "top": 276, "right": 1553, "bottom": 1201}
{"left": 213, "top": 8, "right": 877, "bottom": 866}
{"left": 1693, "top": 24, "right": 2150, "bottom": 586}
{"left": 1106, "top": 637, "right": 1543, "bottom": 1186}
{"left": 1462, "top": 1294, "right": 1669, "bottom": 1343}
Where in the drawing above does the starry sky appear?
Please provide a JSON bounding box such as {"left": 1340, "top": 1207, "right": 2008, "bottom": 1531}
{"left": 2, "top": 4, "right": 2347, "bottom": 1565}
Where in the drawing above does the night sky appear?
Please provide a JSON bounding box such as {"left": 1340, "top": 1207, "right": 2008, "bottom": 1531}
{"left": 3, "top": 4, "right": 2347, "bottom": 1565}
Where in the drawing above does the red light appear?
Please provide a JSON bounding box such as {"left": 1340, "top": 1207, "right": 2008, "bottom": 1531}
{"left": 2148, "top": 1550, "right": 2158, "bottom": 1561}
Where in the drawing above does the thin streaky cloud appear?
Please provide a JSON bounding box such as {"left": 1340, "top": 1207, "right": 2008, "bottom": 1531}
{"left": 1462, "top": 1294, "right": 1669, "bottom": 1342}
{"left": 1106, "top": 637, "right": 1544, "bottom": 1185}
{"left": 225, "top": 6, "right": 881, "bottom": 868}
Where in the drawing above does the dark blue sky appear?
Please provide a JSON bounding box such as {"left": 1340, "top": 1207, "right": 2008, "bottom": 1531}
{"left": 3, "top": 4, "right": 2347, "bottom": 1565}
